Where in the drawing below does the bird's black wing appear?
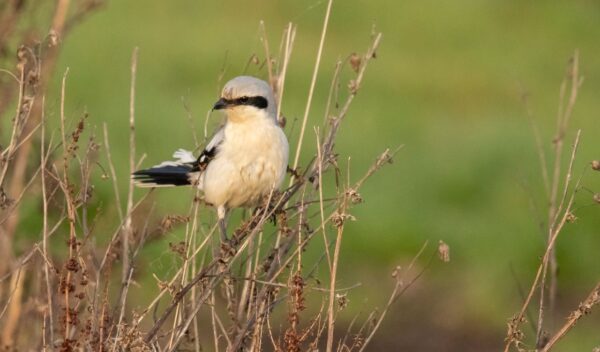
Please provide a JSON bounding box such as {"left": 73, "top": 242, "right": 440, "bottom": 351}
{"left": 192, "top": 126, "right": 224, "bottom": 172}
{"left": 133, "top": 126, "right": 225, "bottom": 187}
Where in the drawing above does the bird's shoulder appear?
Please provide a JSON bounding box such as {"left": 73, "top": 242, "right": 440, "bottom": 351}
{"left": 193, "top": 126, "right": 225, "bottom": 171}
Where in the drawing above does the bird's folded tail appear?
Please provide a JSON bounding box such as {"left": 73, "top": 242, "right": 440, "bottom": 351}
{"left": 132, "top": 149, "right": 197, "bottom": 188}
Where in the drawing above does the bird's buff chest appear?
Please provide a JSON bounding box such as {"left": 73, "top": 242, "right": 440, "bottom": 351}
{"left": 202, "top": 118, "right": 288, "bottom": 209}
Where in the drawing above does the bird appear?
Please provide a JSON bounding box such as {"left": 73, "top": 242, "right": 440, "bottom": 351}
{"left": 132, "top": 76, "right": 289, "bottom": 240}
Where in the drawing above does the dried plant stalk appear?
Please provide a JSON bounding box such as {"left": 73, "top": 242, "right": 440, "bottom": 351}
{"left": 0, "top": 3, "right": 424, "bottom": 350}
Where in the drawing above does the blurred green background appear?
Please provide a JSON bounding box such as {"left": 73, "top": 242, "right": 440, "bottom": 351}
{"left": 43, "top": 0, "right": 600, "bottom": 350}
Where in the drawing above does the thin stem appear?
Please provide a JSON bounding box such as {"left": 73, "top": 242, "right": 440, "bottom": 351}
{"left": 40, "top": 98, "right": 54, "bottom": 346}
{"left": 122, "top": 47, "right": 138, "bottom": 287}
{"left": 541, "top": 282, "right": 600, "bottom": 352}
{"left": 504, "top": 132, "right": 583, "bottom": 352}
{"left": 315, "top": 127, "right": 332, "bottom": 269}
{"left": 290, "top": 0, "right": 334, "bottom": 179}
{"left": 325, "top": 218, "right": 345, "bottom": 352}
{"left": 537, "top": 51, "right": 580, "bottom": 346}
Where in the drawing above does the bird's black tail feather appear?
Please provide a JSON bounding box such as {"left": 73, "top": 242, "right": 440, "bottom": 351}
{"left": 132, "top": 164, "right": 193, "bottom": 187}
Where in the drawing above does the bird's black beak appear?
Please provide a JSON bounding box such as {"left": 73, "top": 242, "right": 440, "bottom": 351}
{"left": 212, "top": 98, "right": 228, "bottom": 111}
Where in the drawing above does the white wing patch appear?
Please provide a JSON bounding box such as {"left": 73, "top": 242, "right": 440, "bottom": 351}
{"left": 173, "top": 149, "right": 196, "bottom": 163}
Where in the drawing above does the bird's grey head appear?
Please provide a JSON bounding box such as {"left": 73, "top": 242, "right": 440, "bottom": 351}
{"left": 213, "top": 76, "right": 277, "bottom": 121}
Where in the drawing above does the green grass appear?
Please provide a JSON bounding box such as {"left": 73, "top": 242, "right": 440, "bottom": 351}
{"left": 42, "top": 1, "right": 600, "bottom": 350}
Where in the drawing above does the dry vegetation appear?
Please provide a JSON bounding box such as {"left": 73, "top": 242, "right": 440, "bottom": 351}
{"left": 0, "top": 1, "right": 429, "bottom": 351}
{"left": 503, "top": 52, "right": 600, "bottom": 352}
{"left": 1, "top": 1, "right": 599, "bottom": 352}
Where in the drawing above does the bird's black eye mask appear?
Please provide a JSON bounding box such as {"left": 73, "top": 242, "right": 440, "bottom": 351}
{"left": 213, "top": 96, "right": 268, "bottom": 110}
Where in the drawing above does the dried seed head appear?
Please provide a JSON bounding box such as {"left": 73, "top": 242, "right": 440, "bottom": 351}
{"left": 438, "top": 240, "right": 450, "bottom": 263}
{"left": 290, "top": 274, "right": 306, "bottom": 312}
{"left": 331, "top": 211, "right": 355, "bottom": 227}
{"left": 593, "top": 194, "right": 600, "bottom": 204}
{"left": 331, "top": 212, "right": 343, "bottom": 227}
{"left": 506, "top": 314, "right": 526, "bottom": 344}
{"left": 160, "top": 214, "right": 190, "bottom": 234}
{"left": 250, "top": 54, "right": 259, "bottom": 66}
{"left": 336, "top": 293, "right": 349, "bottom": 310}
{"left": 47, "top": 29, "right": 59, "bottom": 47}
{"left": 349, "top": 52, "right": 361, "bottom": 73}
{"left": 348, "top": 79, "right": 358, "bottom": 94}
{"left": 89, "top": 140, "right": 100, "bottom": 152}
{"left": 0, "top": 187, "right": 14, "bottom": 209}
{"left": 16, "top": 45, "right": 28, "bottom": 70}
{"left": 65, "top": 258, "right": 80, "bottom": 272}
{"left": 59, "top": 277, "right": 76, "bottom": 294}
{"left": 284, "top": 328, "right": 301, "bottom": 352}
{"left": 346, "top": 188, "right": 363, "bottom": 204}
{"left": 592, "top": 160, "right": 600, "bottom": 171}
{"left": 168, "top": 241, "right": 187, "bottom": 259}
{"left": 351, "top": 334, "right": 365, "bottom": 350}
{"left": 278, "top": 114, "right": 287, "bottom": 128}
{"left": 566, "top": 212, "right": 578, "bottom": 223}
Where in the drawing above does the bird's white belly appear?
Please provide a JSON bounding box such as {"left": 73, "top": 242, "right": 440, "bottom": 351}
{"left": 201, "top": 120, "right": 288, "bottom": 209}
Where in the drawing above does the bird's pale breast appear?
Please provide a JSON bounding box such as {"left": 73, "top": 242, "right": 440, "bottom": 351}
{"left": 202, "top": 117, "right": 288, "bottom": 209}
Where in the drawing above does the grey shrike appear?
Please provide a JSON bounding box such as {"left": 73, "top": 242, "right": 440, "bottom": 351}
{"left": 133, "top": 76, "right": 289, "bottom": 240}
